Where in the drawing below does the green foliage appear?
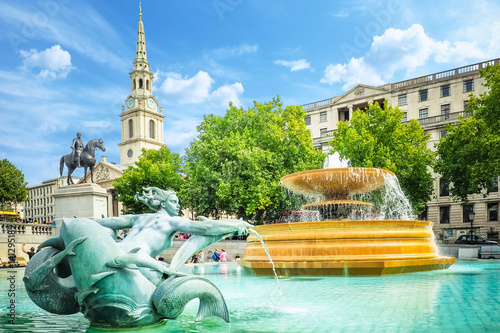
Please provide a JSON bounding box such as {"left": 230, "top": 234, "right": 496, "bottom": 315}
{"left": 183, "top": 97, "right": 325, "bottom": 223}
{"left": 113, "top": 147, "right": 185, "bottom": 214}
{"left": 436, "top": 64, "right": 500, "bottom": 202}
{"left": 329, "top": 101, "right": 435, "bottom": 214}
{"left": 0, "top": 159, "right": 28, "bottom": 207}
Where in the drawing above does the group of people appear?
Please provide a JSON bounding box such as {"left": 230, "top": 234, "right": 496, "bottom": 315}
{"left": 212, "top": 248, "right": 228, "bottom": 262}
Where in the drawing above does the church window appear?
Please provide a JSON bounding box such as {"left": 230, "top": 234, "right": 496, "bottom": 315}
{"left": 146, "top": 80, "right": 149, "bottom": 90}
{"left": 128, "top": 119, "right": 133, "bottom": 138}
{"left": 149, "top": 120, "right": 155, "bottom": 139}
{"left": 133, "top": 79, "right": 136, "bottom": 89}
{"left": 139, "top": 78, "right": 143, "bottom": 89}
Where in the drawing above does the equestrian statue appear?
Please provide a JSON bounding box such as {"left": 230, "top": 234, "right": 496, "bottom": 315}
{"left": 60, "top": 133, "right": 106, "bottom": 185}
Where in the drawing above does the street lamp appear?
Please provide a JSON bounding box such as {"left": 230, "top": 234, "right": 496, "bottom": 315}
{"left": 469, "top": 210, "right": 476, "bottom": 234}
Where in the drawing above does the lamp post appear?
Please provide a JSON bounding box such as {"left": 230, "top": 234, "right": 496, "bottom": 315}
{"left": 469, "top": 210, "right": 476, "bottom": 234}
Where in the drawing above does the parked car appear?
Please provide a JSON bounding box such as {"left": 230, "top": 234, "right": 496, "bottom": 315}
{"left": 454, "top": 234, "right": 498, "bottom": 245}
{"left": 479, "top": 245, "right": 500, "bottom": 259}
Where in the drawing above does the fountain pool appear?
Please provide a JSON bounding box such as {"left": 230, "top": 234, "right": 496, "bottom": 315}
{"left": 1, "top": 261, "right": 499, "bottom": 332}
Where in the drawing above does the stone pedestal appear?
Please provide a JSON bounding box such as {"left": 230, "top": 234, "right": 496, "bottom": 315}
{"left": 53, "top": 183, "right": 109, "bottom": 235}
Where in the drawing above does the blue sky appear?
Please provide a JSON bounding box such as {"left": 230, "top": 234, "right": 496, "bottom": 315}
{"left": 1, "top": 0, "right": 499, "bottom": 187}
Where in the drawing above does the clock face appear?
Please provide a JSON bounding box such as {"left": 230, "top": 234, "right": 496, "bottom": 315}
{"left": 127, "top": 149, "right": 133, "bottom": 158}
{"left": 127, "top": 98, "right": 135, "bottom": 108}
{"left": 147, "top": 98, "right": 155, "bottom": 109}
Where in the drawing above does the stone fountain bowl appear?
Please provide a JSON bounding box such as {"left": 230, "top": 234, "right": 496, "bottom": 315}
{"left": 280, "top": 167, "right": 394, "bottom": 199}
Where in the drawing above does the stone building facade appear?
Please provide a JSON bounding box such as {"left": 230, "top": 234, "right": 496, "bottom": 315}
{"left": 303, "top": 58, "right": 500, "bottom": 242}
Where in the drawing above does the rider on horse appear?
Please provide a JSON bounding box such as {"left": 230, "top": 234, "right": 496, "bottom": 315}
{"left": 71, "top": 132, "right": 84, "bottom": 168}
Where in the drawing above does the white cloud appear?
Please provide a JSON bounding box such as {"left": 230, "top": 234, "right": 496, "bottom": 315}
{"left": 210, "top": 44, "right": 258, "bottom": 59}
{"left": 322, "top": 24, "right": 488, "bottom": 90}
{"left": 158, "top": 71, "right": 243, "bottom": 106}
{"left": 20, "top": 45, "right": 73, "bottom": 79}
{"left": 275, "top": 59, "right": 311, "bottom": 72}
{"left": 321, "top": 58, "right": 384, "bottom": 90}
{"left": 209, "top": 82, "right": 244, "bottom": 106}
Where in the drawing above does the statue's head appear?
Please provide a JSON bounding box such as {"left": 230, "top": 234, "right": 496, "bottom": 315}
{"left": 76, "top": 132, "right": 82, "bottom": 138}
{"left": 134, "top": 187, "right": 180, "bottom": 216}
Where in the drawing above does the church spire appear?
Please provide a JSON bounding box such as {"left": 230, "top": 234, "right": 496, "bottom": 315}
{"left": 135, "top": 2, "right": 147, "bottom": 64}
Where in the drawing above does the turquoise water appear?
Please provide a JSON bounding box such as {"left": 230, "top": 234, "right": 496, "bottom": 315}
{"left": 1, "top": 260, "right": 499, "bottom": 332}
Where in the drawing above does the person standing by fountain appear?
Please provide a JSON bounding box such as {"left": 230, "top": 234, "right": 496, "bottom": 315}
{"left": 212, "top": 249, "right": 220, "bottom": 262}
{"left": 220, "top": 249, "right": 227, "bottom": 262}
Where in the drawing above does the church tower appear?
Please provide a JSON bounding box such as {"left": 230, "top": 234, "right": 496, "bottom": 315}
{"left": 119, "top": 8, "right": 165, "bottom": 168}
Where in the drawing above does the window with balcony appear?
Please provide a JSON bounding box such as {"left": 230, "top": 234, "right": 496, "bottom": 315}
{"left": 440, "top": 84, "right": 451, "bottom": 97}
{"left": 441, "top": 104, "right": 451, "bottom": 120}
{"left": 304, "top": 116, "right": 311, "bottom": 126}
{"left": 398, "top": 94, "right": 407, "bottom": 106}
{"left": 419, "top": 108, "right": 428, "bottom": 124}
{"left": 440, "top": 206, "right": 450, "bottom": 224}
{"left": 320, "top": 128, "right": 328, "bottom": 137}
{"left": 419, "top": 89, "right": 428, "bottom": 102}
{"left": 463, "top": 204, "right": 474, "bottom": 223}
{"left": 488, "top": 203, "right": 499, "bottom": 221}
{"left": 463, "top": 79, "right": 474, "bottom": 93}
{"left": 320, "top": 111, "right": 327, "bottom": 123}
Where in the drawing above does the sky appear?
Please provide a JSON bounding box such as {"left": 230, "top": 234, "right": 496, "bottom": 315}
{"left": 0, "top": 0, "right": 499, "bottom": 187}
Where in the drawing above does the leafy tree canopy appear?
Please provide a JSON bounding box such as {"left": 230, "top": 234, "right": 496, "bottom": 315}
{"left": 113, "top": 147, "right": 185, "bottom": 214}
{"left": 0, "top": 159, "right": 28, "bottom": 207}
{"left": 183, "top": 97, "right": 325, "bottom": 223}
{"left": 435, "top": 64, "right": 500, "bottom": 202}
{"left": 329, "top": 100, "right": 435, "bottom": 214}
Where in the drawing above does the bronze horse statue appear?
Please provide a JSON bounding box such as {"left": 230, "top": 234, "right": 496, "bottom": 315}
{"left": 60, "top": 139, "right": 106, "bottom": 185}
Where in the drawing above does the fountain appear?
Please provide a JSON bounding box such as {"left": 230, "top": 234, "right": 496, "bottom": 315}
{"left": 238, "top": 160, "right": 455, "bottom": 276}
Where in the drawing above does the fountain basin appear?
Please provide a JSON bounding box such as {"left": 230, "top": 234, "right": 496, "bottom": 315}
{"left": 280, "top": 167, "right": 393, "bottom": 200}
{"left": 238, "top": 220, "right": 455, "bottom": 276}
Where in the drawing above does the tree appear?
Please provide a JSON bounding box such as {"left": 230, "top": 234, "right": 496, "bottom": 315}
{"left": 183, "top": 97, "right": 325, "bottom": 224}
{"left": 0, "top": 159, "right": 28, "bottom": 209}
{"left": 329, "top": 101, "right": 435, "bottom": 214}
{"left": 435, "top": 64, "right": 500, "bottom": 201}
{"left": 113, "top": 147, "right": 185, "bottom": 214}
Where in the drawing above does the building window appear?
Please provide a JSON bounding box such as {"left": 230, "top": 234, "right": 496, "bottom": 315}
{"left": 128, "top": 119, "right": 133, "bottom": 138}
{"left": 419, "top": 89, "right": 428, "bottom": 102}
{"left": 419, "top": 108, "right": 428, "bottom": 124}
{"left": 320, "top": 111, "right": 327, "bottom": 123}
{"left": 398, "top": 94, "right": 407, "bottom": 106}
{"left": 133, "top": 79, "right": 136, "bottom": 89}
{"left": 146, "top": 79, "right": 149, "bottom": 90}
{"left": 463, "top": 79, "right": 474, "bottom": 93}
{"left": 440, "top": 206, "right": 450, "bottom": 224}
{"left": 320, "top": 128, "right": 328, "bottom": 137}
{"left": 439, "top": 178, "right": 450, "bottom": 197}
{"left": 304, "top": 116, "right": 311, "bottom": 126}
{"left": 463, "top": 204, "right": 474, "bottom": 223}
{"left": 338, "top": 109, "right": 349, "bottom": 122}
{"left": 402, "top": 112, "right": 407, "bottom": 123}
{"left": 440, "top": 84, "right": 451, "bottom": 97}
{"left": 439, "top": 130, "right": 448, "bottom": 139}
{"left": 149, "top": 120, "right": 155, "bottom": 139}
{"left": 441, "top": 104, "right": 451, "bottom": 120}
{"left": 487, "top": 203, "right": 499, "bottom": 221}
{"left": 139, "top": 78, "right": 143, "bottom": 89}
{"left": 488, "top": 176, "right": 498, "bottom": 193}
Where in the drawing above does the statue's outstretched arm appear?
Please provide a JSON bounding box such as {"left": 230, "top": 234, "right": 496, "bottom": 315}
{"left": 169, "top": 216, "right": 252, "bottom": 236}
{"left": 94, "top": 215, "right": 137, "bottom": 230}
